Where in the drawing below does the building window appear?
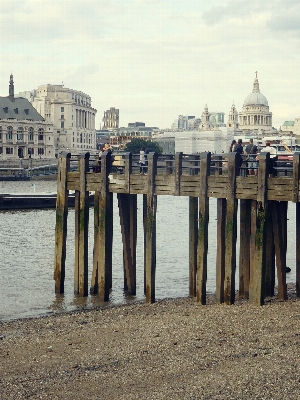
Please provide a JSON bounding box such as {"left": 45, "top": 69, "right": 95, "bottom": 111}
{"left": 61, "top": 115, "right": 64, "bottom": 119}
{"left": 61, "top": 107, "right": 64, "bottom": 112}
{"left": 28, "top": 148, "right": 34, "bottom": 156}
{"left": 6, "top": 147, "right": 13, "bottom": 154}
{"left": 38, "top": 148, "right": 44, "bottom": 155}
{"left": 17, "top": 127, "right": 23, "bottom": 140}
{"left": 61, "top": 121, "right": 64, "bottom": 128}
{"left": 0, "top": 147, "right": 2, "bottom": 154}
{"left": 6, "top": 126, "right": 13, "bottom": 140}
{"left": 38, "top": 128, "right": 44, "bottom": 140}
{"left": 28, "top": 127, "right": 34, "bottom": 141}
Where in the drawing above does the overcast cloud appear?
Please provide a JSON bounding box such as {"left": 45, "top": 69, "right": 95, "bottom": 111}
{"left": 1, "top": 0, "right": 299, "bottom": 129}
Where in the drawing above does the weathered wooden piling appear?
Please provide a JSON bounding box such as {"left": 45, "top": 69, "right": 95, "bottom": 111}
{"left": 74, "top": 153, "right": 90, "bottom": 296}
{"left": 145, "top": 153, "right": 157, "bottom": 303}
{"left": 224, "top": 152, "right": 238, "bottom": 305}
{"left": 54, "top": 152, "right": 70, "bottom": 293}
{"left": 196, "top": 152, "right": 210, "bottom": 304}
{"left": 54, "top": 149, "right": 297, "bottom": 307}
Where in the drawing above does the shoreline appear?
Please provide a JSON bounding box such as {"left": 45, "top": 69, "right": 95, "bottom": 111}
{"left": 1, "top": 286, "right": 300, "bottom": 398}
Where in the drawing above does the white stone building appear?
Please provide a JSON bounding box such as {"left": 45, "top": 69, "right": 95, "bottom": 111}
{"left": 238, "top": 72, "right": 272, "bottom": 130}
{"left": 27, "top": 84, "right": 97, "bottom": 156}
{"left": 0, "top": 75, "right": 54, "bottom": 160}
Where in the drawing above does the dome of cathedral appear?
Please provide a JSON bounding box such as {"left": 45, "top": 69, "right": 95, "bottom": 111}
{"left": 244, "top": 91, "right": 268, "bottom": 106}
{"left": 243, "top": 73, "right": 268, "bottom": 106}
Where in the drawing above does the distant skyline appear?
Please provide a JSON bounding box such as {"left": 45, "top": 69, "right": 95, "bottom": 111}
{"left": 1, "top": 0, "right": 300, "bottom": 130}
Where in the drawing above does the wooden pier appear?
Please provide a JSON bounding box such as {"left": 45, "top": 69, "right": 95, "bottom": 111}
{"left": 54, "top": 151, "right": 300, "bottom": 306}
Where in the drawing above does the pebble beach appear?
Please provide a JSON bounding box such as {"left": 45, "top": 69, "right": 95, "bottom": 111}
{"left": 1, "top": 288, "right": 300, "bottom": 399}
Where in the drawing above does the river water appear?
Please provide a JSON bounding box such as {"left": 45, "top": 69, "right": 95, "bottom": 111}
{"left": 0, "top": 180, "right": 296, "bottom": 321}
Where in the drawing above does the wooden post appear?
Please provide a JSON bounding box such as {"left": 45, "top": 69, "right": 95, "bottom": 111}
{"left": 54, "top": 152, "right": 71, "bottom": 293}
{"left": 272, "top": 201, "right": 287, "bottom": 300}
{"left": 143, "top": 193, "right": 147, "bottom": 294}
{"left": 239, "top": 199, "right": 251, "bottom": 298}
{"left": 264, "top": 201, "right": 275, "bottom": 297}
{"left": 90, "top": 190, "right": 100, "bottom": 294}
{"left": 196, "top": 152, "right": 210, "bottom": 304}
{"left": 297, "top": 203, "right": 300, "bottom": 297}
{"left": 249, "top": 153, "right": 269, "bottom": 305}
{"left": 91, "top": 151, "right": 113, "bottom": 301}
{"left": 292, "top": 152, "right": 300, "bottom": 297}
{"left": 145, "top": 152, "right": 157, "bottom": 303}
{"left": 74, "top": 152, "right": 90, "bottom": 296}
{"left": 118, "top": 193, "right": 136, "bottom": 295}
{"left": 174, "top": 152, "right": 183, "bottom": 196}
{"left": 215, "top": 155, "right": 226, "bottom": 303}
{"left": 216, "top": 198, "right": 226, "bottom": 303}
{"left": 224, "top": 152, "right": 238, "bottom": 305}
{"left": 189, "top": 196, "right": 198, "bottom": 297}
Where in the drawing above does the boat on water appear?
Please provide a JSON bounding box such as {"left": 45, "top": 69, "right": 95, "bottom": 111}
{"left": 0, "top": 192, "right": 94, "bottom": 210}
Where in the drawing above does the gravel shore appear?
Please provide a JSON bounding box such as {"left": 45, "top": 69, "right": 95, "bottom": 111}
{"left": 1, "top": 288, "right": 300, "bottom": 399}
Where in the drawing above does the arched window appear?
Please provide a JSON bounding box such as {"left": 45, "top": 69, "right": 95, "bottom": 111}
{"left": 7, "top": 126, "right": 13, "bottom": 140}
{"left": 28, "top": 127, "right": 34, "bottom": 141}
{"left": 38, "top": 128, "right": 44, "bottom": 141}
{"left": 17, "top": 127, "right": 23, "bottom": 140}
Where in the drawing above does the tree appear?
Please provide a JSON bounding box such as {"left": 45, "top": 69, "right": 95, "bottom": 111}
{"left": 124, "top": 138, "right": 163, "bottom": 154}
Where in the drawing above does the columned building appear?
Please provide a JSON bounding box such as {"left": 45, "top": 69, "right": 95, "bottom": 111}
{"left": 0, "top": 75, "right": 54, "bottom": 160}
{"left": 238, "top": 73, "right": 272, "bottom": 130}
{"left": 30, "top": 84, "right": 97, "bottom": 155}
{"left": 102, "top": 107, "right": 119, "bottom": 129}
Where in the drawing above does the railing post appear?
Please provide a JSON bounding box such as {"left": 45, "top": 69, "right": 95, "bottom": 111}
{"left": 54, "top": 152, "right": 71, "bottom": 293}
{"left": 174, "top": 152, "right": 183, "bottom": 196}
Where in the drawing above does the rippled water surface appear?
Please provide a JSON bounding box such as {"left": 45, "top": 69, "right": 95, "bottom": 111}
{"left": 0, "top": 180, "right": 296, "bottom": 320}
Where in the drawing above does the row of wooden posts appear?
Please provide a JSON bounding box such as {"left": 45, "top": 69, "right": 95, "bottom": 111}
{"left": 54, "top": 151, "right": 300, "bottom": 306}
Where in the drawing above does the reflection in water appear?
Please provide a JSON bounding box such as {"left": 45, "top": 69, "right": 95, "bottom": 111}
{"left": 0, "top": 180, "right": 297, "bottom": 320}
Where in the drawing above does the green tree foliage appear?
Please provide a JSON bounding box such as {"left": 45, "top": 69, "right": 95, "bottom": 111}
{"left": 124, "top": 138, "right": 163, "bottom": 154}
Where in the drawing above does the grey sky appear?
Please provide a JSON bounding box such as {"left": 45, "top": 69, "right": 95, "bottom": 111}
{"left": 1, "top": 0, "right": 299, "bottom": 129}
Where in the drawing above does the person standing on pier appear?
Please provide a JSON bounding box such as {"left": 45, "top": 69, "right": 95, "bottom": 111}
{"left": 139, "top": 147, "right": 146, "bottom": 174}
{"left": 245, "top": 138, "right": 258, "bottom": 176}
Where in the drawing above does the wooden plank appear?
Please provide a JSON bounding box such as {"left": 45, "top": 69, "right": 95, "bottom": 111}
{"left": 196, "top": 152, "right": 210, "bottom": 304}
{"left": 239, "top": 199, "right": 251, "bottom": 298}
{"left": 189, "top": 196, "right": 198, "bottom": 297}
{"left": 54, "top": 152, "right": 71, "bottom": 294}
{"left": 224, "top": 152, "right": 238, "bottom": 305}
{"left": 145, "top": 153, "right": 158, "bottom": 303}
{"left": 174, "top": 152, "right": 183, "bottom": 196}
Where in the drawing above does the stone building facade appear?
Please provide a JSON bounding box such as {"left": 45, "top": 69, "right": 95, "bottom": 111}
{"left": 28, "top": 84, "right": 97, "bottom": 156}
{"left": 102, "top": 107, "right": 119, "bottom": 129}
{"left": 0, "top": 75, "right": 54, "bottom": 160}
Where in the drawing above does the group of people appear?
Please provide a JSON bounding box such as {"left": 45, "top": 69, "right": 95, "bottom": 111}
{"left": 230, "top": 138, "right": 277, "bottom": 176}
{"left": 139, "top": 146, "right": 149, "bottom": 174}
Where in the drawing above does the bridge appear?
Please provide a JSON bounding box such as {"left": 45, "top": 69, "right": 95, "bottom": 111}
{"left": 54, "top": 151, "right": 300, "bottom": 306}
